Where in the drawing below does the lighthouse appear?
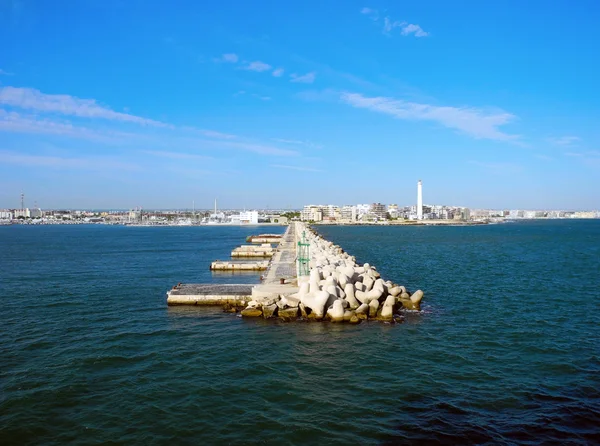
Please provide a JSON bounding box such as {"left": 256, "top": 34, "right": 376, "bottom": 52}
{"left": 417, "top": 180, "right": 423, "bottom": 220}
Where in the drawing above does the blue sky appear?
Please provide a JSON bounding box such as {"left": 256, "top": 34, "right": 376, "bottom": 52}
{"left": 1, "top": 0, "right": 599, "bottom": 210}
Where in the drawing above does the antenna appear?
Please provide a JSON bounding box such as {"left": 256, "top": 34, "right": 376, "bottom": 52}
{"left": 21, "top": 192, "right": 24, "bottom": 210}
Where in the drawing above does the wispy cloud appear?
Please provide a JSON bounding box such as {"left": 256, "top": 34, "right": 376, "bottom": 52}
{"left": 360, "top": 7, "right": 379, "bottom": 20}
{"left": 290, "top": 72, "right": 316, "bottom": 84}
{"left": 535, "top": 154, "right": 553, "bottom": 161}
{"left": 270, "top": 164, "right": 322, "bottom": 172}
{"left": 0, "top": 150, "right": 138, "bottom": 170}
{"left": 341, "top": 92, "right": 517, "bottom": 141}
{"left": 141, "top": 150, "right": 214, "bottom": 160}
{"left": 272, "top": 68, "right": 285, "bottom": 77}
{"left": 241, "top": 61, "right": 272, "bottom": 72}
{"left": 197, "top": 129, "right": 237, "bottom": 139}
{"left": 361, "top": 8, "right": 429, "bottom": 37}
{"left": 0, "top": 109, "right": 129, "bottom": 141}
{"left": 212, "top": 140, "right": 299, "bottom": 157}
{"left": 0, "top": 87, "right": 167, "bottom": 127}
{"left": 252, "top": 94, "right": 271, "bottom": 101}
{"left": 400, "top": 23, "right": 429, "bottom": 37}
{"left": 271, "top": 138, "right": 323, "bottom": 149}
{"left": 469, "top": 160, "right": 523, "bottom": 174}
{"left": 548, "top": 136, "right": 580, "bottom": 146}
{"left": 0, "top": 69, "right": 14, "bottom": 76}
{"left": 217, "top": 53, "right": 239, "bottom": 63}
{"left": 565, "top": 150, "right": 600, "bottom": 167}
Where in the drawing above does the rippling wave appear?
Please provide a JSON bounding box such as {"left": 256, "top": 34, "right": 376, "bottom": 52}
{"left": 1, "top": 222, "right": 599, "bottom": 445}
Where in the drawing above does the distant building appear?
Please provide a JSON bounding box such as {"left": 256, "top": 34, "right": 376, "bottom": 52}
{"left": 340, "top": 205, "right": 357, "bottom": 222}
{"left": 370, "top": 203, "right": 387, "bottom": 219}
{"left": 387, "top": 204, "right": 399, "bottom": 218}
{"left": 0, "top": 210, "right": 13, "bottom": 220}
{"left": 239, "top": 211, "right": 259, "bottom": 224}
{"left": 302, "top": 205, "right": 323, "bottom": 222}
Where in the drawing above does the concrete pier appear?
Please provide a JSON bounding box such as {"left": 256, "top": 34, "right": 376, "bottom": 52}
{"left": 231, "top": 244, "right": 275, "bottom": 258}
{"left": 246, "top": 234, "right": 283, "bottom": 244}
{"left": 210, "top": 260, "right": 269, "bottom": 271}
{"left": 168, "top": 222, "right": 424, "bottom": 320}
{"left": 167, "top": 284, "right": 252, "bottom": 305}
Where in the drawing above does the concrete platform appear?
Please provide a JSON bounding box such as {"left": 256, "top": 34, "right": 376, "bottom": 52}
{"left": 167, "top": 284, "right": 253, "bottom": 305}
{"left": 210, "top": 260, "right": 269, "bottom": 271}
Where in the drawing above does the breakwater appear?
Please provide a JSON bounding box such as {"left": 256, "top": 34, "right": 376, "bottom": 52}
{"left": 239, "top": 222, "right": 423, "bottom": 322}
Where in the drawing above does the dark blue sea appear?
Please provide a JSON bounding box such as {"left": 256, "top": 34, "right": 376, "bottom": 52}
{"left": 1, "top": 221, "right": 599, "bottom": 445}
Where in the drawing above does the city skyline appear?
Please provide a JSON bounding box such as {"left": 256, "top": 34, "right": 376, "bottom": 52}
{"left": 1, "top": 1, "right": 599, "bottom": 209}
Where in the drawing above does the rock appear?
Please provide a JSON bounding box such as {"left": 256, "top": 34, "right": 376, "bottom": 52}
{"left": 349, "top": 314, "right": 361, "bottom": 324}
{"left": 222, "top": 303, "right": 237, "bottom": 313}
{"left": 262, "top": 303, "right": 278, "bottom": 319}
{"left": 400, "top": 292, "right": 410, "bottom": 299}
{"left": 279, "top": 307, "right": 299, "bottom": 321}
{"left": 343, "top": 310, "right": 355, "bottom": 322}
{"left": 241, "top": 307, "right": 263, "bottom": 317}
{"left": 368, "top": 299, "right": 380, "bottom": 317}
{"left": 355, "top": 282, "right": 367, "bottom": 292}
{"left": 256, "top": 296, "right": 279, "bottom": 306}
{"left": 299, "top": 302, "right": 308, "bottom": 319}
{"left": 276, "top": 299, "right": 286, "bottom": 310}
{"left": 281, "top": 295, "right": 300, "bottom": 308}
{"left": 379, "top": 295, "right": 396, "bottom": 321}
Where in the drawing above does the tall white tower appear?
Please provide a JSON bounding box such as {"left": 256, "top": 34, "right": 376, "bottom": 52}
{"left": 417, "top": 180, "right": 423, "bottom": 220}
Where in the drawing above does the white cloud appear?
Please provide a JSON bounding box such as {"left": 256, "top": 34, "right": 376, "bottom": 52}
{"left": 401, "top": 23, "right": 429, "bottom": 37}
{"left": 382, "top": 19, "right": 429, "bottom": 37}
{"left": 0, "top": 69, "right": 14, "bottom": 76}
{"left": 290, "top": 72, "right": 316, "bottom": 84}
{"left": 270, "top": 164, "right": 322, "bottom": 172}
{"left": 341, "top": 92, "right": 518, "bottom": 141}
{"left": 271, "top": 138, "right": 323, "bottom": 148}
{"left": 548, "top": 136, "right": 580, "bottom": 146}
{"left": 242, "top": 61, "right": 272, "bottom": 72}
{"left": 141, "top": 150, "right": 213, "bottom": 160}
{"left": 198, "top": 129, "right": 237, "bottom": 139}
{"left": 362, "top": 10, "right": 428, "bottom": 37}
{"left": 0, "top": 150, "right": 138, "bottom": 170}
{"left": 210, "top": 140, "right": 299, "bottom": 157}
{"left": 0, "top": 87, "right": 167, "bottom": 127}
{"left": 0, "top": 109, "right": 130, "bottom": 141}
{"left": 220, "top": 53, "right": 239, "bottom": 63}
{"left": 252, "top": 94, "right": 271, "bottom": 101}
{"left": 565, "top": 150, "right": 600, "bottom": 167}
{"left": 469, "top": 160, "right": 523, "bottom": 174}
{"left": 272, "top": 68, "right": 285, "bottom": 77}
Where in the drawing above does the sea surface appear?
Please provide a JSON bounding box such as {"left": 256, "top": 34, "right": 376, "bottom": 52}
{"left": 1, "top": 221, "right": 599, "bottom": 445}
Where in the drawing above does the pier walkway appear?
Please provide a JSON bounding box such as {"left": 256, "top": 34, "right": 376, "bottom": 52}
{"left": 262, "top": 224, "right": 297, "bottom": 284}
{"left": 167, "top": 224, "right": 300, "bottom": 305}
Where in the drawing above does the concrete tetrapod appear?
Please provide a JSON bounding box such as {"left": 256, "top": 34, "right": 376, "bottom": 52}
{"left": 301, "top": 290, "right": 330, "bottom": 319}
{"left": 379, "top": 295, "right": 396, "bottom": 321}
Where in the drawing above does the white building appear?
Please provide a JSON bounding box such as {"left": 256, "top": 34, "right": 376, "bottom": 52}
{"left": 239, "top": 211, "right": 259, "bottom": 224}
{"left": 340, "top": 205, "right": 357, "bottom": 222}
{"left": 301, "top": 205, "right": 323, "bottom": 222}
{"left": 0, "top": 210, "right": 13, "bottom": 220}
